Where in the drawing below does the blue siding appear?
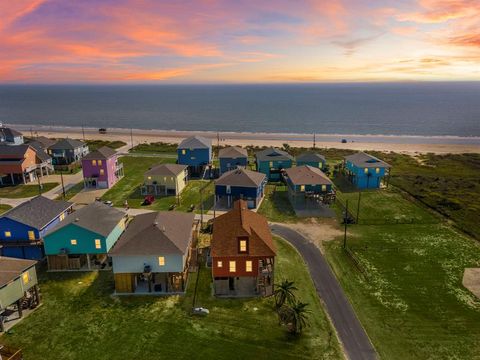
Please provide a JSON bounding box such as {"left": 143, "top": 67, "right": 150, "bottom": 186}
{"left": 345, "top": 161, "right": 387, "bottom": 189}
{"left": 219, "top": 157, "right": 248, "bottom": 174}
{"left": 296, "top": 160, "right": 325, "bottom": 169}
{"left": 257, "top": 159, "right": 293, "bottom": 181}
{"left": 177, "top": 148, "right": 211, "bottom": 166}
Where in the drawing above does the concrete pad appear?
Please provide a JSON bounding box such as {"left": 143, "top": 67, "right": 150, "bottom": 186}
{"left": 463, "top": 268, "right": 480, "bottom": 299}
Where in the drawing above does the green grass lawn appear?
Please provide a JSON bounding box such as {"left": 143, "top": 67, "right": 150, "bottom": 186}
{"left": 325, "top": 223, "right": 480, "bottom": 360}
{"left": 0, "top": 204, "right": 12, "bottom": 214}
{"left": 257, "top": 184, "right": 298, "bottom": 223}
{"left": 336, "top": 188, "right": 439, "bottom": 225}
{"left": 0, "top": 183, "right": 59, "bottom": 198}
{"left": 1, "top": 237, "right": 342, "bottom": 360}
{"left": 129, "top": 141, "right": 177, "bottom": 153}
{"left": 85, "top": 139, "right": 127, "bottom": 150}
{"left": 55, "top": 181, "right": 85, "bottom": 201}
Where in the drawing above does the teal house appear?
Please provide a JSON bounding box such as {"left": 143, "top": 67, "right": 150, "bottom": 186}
{"left": 344, "top": 152, "right": 391, "bottom": 189}
{"left": 296, "top": 152, "right": 326, "bottom": 169}
{"left": 44, "top": 202, "right": 127, "bottom": 271}
{"left": 255, "top": 148, "right": 293, "bottom": 181}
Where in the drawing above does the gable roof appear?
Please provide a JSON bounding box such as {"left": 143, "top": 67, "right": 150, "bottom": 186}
{"left": 345, "top": 152, "right": 391, "bottom": 168}
{"left": 83, "top": 146, "right": 116, "bottom": 160}
{"left": 255, "top": 147, "right": 293, "bottom": 162}
{"left": 0, "top": 144, "right": 31, "bottom": 157}
{"left": 178, "top": 136, "right": 211, "bottom": 149}
{"left": 211, "top": 200, "right": 276, "bottom": 257}
{"left": 0, "top": 127, "right": 22, "bottom": 140}
{"left": 48, "top": 138, "right": 86, "bottom": 150}
{"left": 31, "top": 136, "right": 55, "bottom": 149}
{"left": 0, "top": 257, "right": 36, "bottom": 288}
{"left": 145, "top": 163, "right": 187, "bottom": 176}
{"left": 47, "top": 202, "right": 125, "bottom": 237}
{"left": 1, "top": 196, "right": 72, "bottom": 230}
{"left": 27, "top": 143, "right": 51, "bottom": 162}
{"left": 285, "top": 165, "right": 332, "bottom": 186}
{"left": 296, "top": 152, "right": 325, "bottom": 163}
{"left": 215, "top": 168, "right": 266, "bottom": 188}
{"left": 110, "top": 211, "right": 195, "bottom": 256}
{"left": 219, "top": 146, "right": 248, "bottom": 159}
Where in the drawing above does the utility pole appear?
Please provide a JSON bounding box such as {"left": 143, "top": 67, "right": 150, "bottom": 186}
{"left": 200, "top": 186, "right": 204, "bottom": 225}
{"left": 356, "top": 191, "right": 361, "bottom": 224}
{"left": 313, "top": 133, "right": 316, "bottom": 149}
{"left": 60, "top": 171, "right": 66, "bottom": 199}
{"left": 37, "top": 173, "right": 42, "bottom": 195}
{"left": 82, "top": 125, "right": 85, "bottom": 141}
{"left": 130, "top": 128, "right": 134, "bottom": 150}
{"left": 343, "top": 199, "right": 348, "bottom": 249}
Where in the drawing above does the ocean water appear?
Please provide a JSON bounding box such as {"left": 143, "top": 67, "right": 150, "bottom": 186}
{"left": 1, "top": 83, "right": 479, "bottom": 137}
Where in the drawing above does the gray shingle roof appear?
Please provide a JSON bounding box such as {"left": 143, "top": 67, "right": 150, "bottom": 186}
{"left": 1, "top": 195, "right": 72, "bottom": 230}
{"left": 31, "top": 136, "right": 55, "bottom": 149}
{"left": 285, "top": 165, "right": 332, "bottom": 186}
{"left": 215, "top": 168, "right": 266, "bottom": 188}
{"left": 177, "top": 136, "right": 211, "bottom": 149}
{"left": 296, "top": 152, "right": 326, "bottom": 163}
{"left": 82, "top": 146, "right": 116, "bottom": 160}
{"left": 255, "top": 147, "right": 293, "bottom": 162}
{"left": 145, "top": 163, "right": 187, "bottom": 176}
{"left": 0, "top": 257, "right": 37, "bottom": 288}
{"left": 27, "top": 142, "right": 51, "bottom": 162}
{"left": 109, "top": 211, "right": 195, "bottom": 256}
{"left": 218, "top": 146, "right": 248, "bottom": 159}
{"left": 48, "top": 138, "right": 86, "bottom": 150}
{"left": 0, "top": 144, "right": 30, "bottom": 157}
{"left": 0, "top": 127, "right": 22, "bottom": 141}
{"left": 345, "top": 152, "right": 391, "bottom": 168}
{"left": 47, "top": 202, "right": 125, "bottom": 237}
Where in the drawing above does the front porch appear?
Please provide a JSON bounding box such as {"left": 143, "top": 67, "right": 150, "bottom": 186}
{"left": 141, "top": 183, "right": 177, "bottom": 196}
{"left": 114, "top": 270, "right": 187, "bottom": 295}
{"left": 0, "top": 285, "right": 41, "bottom": 333}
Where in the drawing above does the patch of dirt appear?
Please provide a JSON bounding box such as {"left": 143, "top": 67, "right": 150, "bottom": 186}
{"left": 278, "top": 218, "right": 344, "bottom": 253}
{"left": 463, "top": 268, "right": 480, "bottom": 299}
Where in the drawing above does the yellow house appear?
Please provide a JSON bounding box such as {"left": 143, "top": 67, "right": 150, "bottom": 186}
{"left": 142, "top": 164, "right": 188, "bottom": 196}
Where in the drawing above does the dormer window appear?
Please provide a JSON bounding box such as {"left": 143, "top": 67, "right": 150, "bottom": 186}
{"left": 238, "top": 237, "right": 248, "bottom": 253}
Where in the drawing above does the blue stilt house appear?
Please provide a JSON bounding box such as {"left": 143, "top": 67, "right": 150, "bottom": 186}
{"left": 218, "top": 146, "right": 248, "bottom": 174}
{"left": 255, "top": 148, "right": 293, "bottom": 181}
{"left": 344, "top": 152, "right": 391, "bottom": 189}
{"left": 296, "top": 152, "right": 326, "bottom": 169}
{"left": 215, "top": 168, "right": 267, "bottom": 209}
{"left": 0, "top": 196, "right": 73, "bottom": 260}
{"left": 177, "top": 136, "right": 212, "bottom": 176}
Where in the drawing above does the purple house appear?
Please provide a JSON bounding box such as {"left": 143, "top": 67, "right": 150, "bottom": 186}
{"left": 82, "top": 147, "right": 124, "bottom": 189}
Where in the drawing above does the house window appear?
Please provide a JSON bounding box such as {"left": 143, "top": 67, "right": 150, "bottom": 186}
{"left": 269, "top": 161, "right": 273, "bottom": 167}
{"left": 322, "top": 184, "right": 327, "bottom": 192}
{"left": 239, "top": 238, "right": 248, "bottom": 253}
{"left": 229, "top": 261, "right": 236, "bottom": 272}
{"left": 246, "top": 261, "right": 252, "bottom": 272}
{"left": 22, "top": 272, "right": 30, "bottom": 284}
{"left": 4, "top": 231, "right": 11, "bottom": 238}
{"left": 375, "top": 167, "right": 380, "bottom": 174}
{"left": 159, "top": 256, "right": 165, "bottom": 266}
{"left": 92, "top": 160, "right": 97, "bottom": 166}
{"left": 100, "top": 169, "right": 105, "bottom": 176}
{"left": 71, "top": 239, "right": 77, "bottom": 245}
{"left": 182, "top": 149, "right": 186, "bottom": 155}
{"left": 95, "top": 239, "right": 101, "bottom": 249}
{"left": 98, "top": 160, "right": 102, "bottom": 166}
{"left": 163, "top": 177, "right": 167, "bottom": 182}
{"left": 364, "top": 167, "right": 368, "bottom": 174}
{"left": 147, "top": 176, "right": 152, "bottom": 180}
{"left": 60, "top": 213, "right": 65, "bottom": 221}
{"left": 170, "top": 177, "right": 174, "bottom": 181}
{"left": 300, "top": 185, "right": 305, "bottom": 192}
{"left": 217, "top": 261, "right": 223, "bottom": 268}
{"left": 191, "top": 156, "right": 196, "bottom": 160}
{"left": 28, "top": 231, "right": 35, "bottom": 240}
{"left": 226, "top": 185, "right": 231, "bottom": 194}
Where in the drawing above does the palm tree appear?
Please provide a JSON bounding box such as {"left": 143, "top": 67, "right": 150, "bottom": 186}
{"left": 290, "top": 301, "right": 310, "bottom": 334}
{"left": 274, "top": 280, "right": 297, "bottom": 308}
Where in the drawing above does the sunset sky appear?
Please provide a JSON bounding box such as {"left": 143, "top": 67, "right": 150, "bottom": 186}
{"left": 1, "top": 0, "right": 479, "bottom": 83}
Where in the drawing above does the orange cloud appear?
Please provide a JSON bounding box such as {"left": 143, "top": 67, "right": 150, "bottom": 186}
{"left": 397, "top": 0, "right": 479, "bottom": 24}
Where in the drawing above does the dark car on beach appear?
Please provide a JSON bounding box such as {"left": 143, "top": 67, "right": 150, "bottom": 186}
{"left": 99, "top": 128, "right": 107, "bottom": 134}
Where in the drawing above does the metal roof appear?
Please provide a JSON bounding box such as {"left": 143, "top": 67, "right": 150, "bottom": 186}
{"left": 215, "top": 168, "right": 266, "bottom": 188}
{"left": 345, "top": 152, "right": 391, "bottom": 168}
{"left": 48, "top": 138, "right": 86, "bottom": 150}
{"left": 177, "top": 136, "right": 211, "bottom": 149}
{"left": 218, "top": 146, "right": 248, "bottom": 159}
{"left": 255, "top": 147, "right": 293, "bottom": 162}
{"left": 296, "top": 152, "right": 326, "bottom": 163}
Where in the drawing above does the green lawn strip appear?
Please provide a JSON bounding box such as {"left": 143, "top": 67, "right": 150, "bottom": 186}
{"left": 325, "top": 223, "right": 480, "bottom": 360}
{"left": 55, "top": 181, "right": 85, "bottom": 201}
{"left": 0, "top": 183, "right": 59, "bottom": 198}
{"left": 257, "top": 184, "right": 298, "bottom": 223}
{"left": 129, "top": 142, "right": 177, "bottom": 153}
{"left": 2, "top": 237, "right": 342, "bottom": 360}
{"left": 0, "top": 204, "right": 12, "bottom": 214}
{"left": 85, "top": 139, "right": 127, "bottom": 150}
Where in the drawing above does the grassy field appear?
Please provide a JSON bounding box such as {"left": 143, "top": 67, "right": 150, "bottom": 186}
{"left": 129, "top": 141, "right": 177, "bottom": 154}
{"left": 0, "top": 204, "right": 12, "bottom": 214}
{"left": 56, "top": 181, "right": 85, "bottom": 201}
{"left": 0, "top": 183, "right": 59, "bottom": 198}
{"left": 257, "top": 184, "right": 298, "bottom": 223}
{"left": 85, "top": 139, "right": 127, "bottom": 150}
{"left": 1, "top": 238, "right": 342, "bottom": 360}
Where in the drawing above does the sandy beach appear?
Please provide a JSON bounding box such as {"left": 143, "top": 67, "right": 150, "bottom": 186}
{"left": 12, "top": 124, "right": 480, "bottom": 155}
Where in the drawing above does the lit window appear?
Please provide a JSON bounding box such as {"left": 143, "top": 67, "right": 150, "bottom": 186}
{"left": 60, "top": 213, "right": 65, "bottom": 221}
{"left": 95, "top": 239, "right": 101, "bottom": 249}
{"left": 98, "top": 160, "right": 102, "bottom": 166}
{"left": 229, "top": 261, "right": 236, "bottom": 272}
{"left": 92, "top": 160, "right": 97, "bottom": 166}
{"left": 300, "top": 185, "right": 305, "bottom": 192}
{"left": 4, "top": 231, "right": 11, "bottom": 238}
{"left": 22, "top": 272, "right": 30, "bottom": 284}
{"left": 28, "top": 231, "right": 35, "bottom": 240}
{"left": 246, "top": 261, "right": 252, "bottom": 272}
{"left": 364, "top": 168, "right": 368, "bottom": 174}
{"left": 170, "top": 177, "right": 174, "bottom": 181}
{"left": 181, "top": 149, "right": 186, "bottom": 155}
{"left": 322, "top": 184, "right": 327, "bottom": 192}
{"left": 217, "top": 261, "right": 223, "bottom": 268}
{"left": 100, "top": 169, "right": 104, "bottom": 176}
{"left": 226, "top": 185, "right": 231, "bottom": 194}
{"left": 239, "top": 240, "right": 247, "bottom": 252}
{"left": 71, "top": 239, "right": 77, "bottom": 245}
{"left": 375, "top": 167, "right": 380, "bottom": 174}
{"left": 147, "top": 176, "right": 152, "bottom": 180}
{"left": 159, "top": 256, "right": 165, "bottom": 266}
{"left": 269, "top": 161, "right": 273, "bottom": 167}
{"left": 163, "top": 177, "right": 167, "bottom": 182}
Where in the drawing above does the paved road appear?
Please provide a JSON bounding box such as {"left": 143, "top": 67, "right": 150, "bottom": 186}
{"left": 270, "top": 224, "right": 377, "bottom": 360}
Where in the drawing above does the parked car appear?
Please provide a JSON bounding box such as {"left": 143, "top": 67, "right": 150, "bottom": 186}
{"left": 143, "top": 195, "right": 155, "bottom": 205}
{"left": 99, "top": 128, "right": 107, "bottom": 134}
{"left": 103, "top": 200, "right": 113, "bottom": 207}
{"left": 341, "top": 138, "right": 347, "bottom": 143}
